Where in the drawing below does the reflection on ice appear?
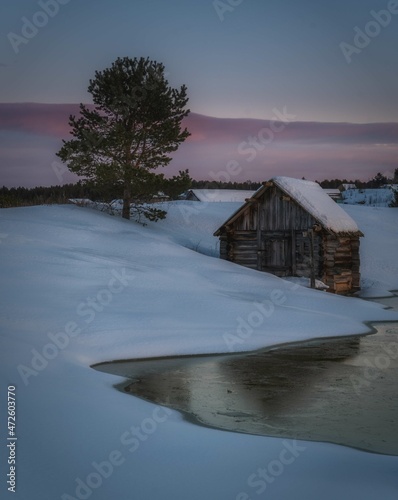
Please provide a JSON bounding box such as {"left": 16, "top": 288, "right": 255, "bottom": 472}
{"left": 94, "top": 323, "right": 398, "bottom": 455}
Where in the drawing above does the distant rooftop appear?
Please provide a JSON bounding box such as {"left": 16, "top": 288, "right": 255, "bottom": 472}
{"left": 215, "top": 177, "right": 363, "bottom": 237}
{"left": 185, "top": 189, "right": 256, "bottom": 202}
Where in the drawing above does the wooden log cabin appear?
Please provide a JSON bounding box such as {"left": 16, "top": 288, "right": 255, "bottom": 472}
{"left": 214, "top": 177, "right": 364, "bottom": 295}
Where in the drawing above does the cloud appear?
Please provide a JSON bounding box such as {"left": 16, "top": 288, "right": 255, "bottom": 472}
{"left": 0, "top": 103, "right": 82, "bottom": 139}
{"left": 183, "top": 113, "right": 398, "bottom": 146}
{"left": 0, "top": 103, "right": 397, "bottom": 187}
{"left": 1, "top": 103, "right": 397, "bottom": 145}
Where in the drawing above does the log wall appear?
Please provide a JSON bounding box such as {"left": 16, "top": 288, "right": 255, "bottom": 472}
{"left": 322, "top": 235, "right": 361, "bottom": 294}
{"left": 218, "top": 185, "right": 361, "bottom": 294}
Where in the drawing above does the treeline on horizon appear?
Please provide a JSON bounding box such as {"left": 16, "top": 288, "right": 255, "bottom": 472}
{"left": 1, "top": 171, "right": 396, "bottom": 208}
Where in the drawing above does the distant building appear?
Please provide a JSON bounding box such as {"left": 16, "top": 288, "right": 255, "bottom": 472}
{"left": 150, "top": 192, "right": 170, "bottom": 202}
{"left": 323, "top": 189, "right": 342, "bottom": 202}
{"left": 339, "top": 183, "right": 357, "bottom": 192}
{"left": 214, "top": 177, "right": 363, "bottom": 295}
{"left": 184, "top": 189, "right": 256, "bottom": 203}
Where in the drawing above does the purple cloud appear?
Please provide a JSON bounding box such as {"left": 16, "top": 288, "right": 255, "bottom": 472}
{"left": 0, "top": 103, "right": 397, "bottom": 187}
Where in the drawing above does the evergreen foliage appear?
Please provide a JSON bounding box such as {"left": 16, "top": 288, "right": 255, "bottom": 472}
{"left": 57, "top": 57, "right": 190, "bottom": 221}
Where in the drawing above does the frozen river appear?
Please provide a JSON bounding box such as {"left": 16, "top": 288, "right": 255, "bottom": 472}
{"left": 94, "top": 296, "right": 398, "bottom": 456}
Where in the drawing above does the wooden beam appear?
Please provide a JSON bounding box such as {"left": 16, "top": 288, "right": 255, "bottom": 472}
{"left": 291, "top": 229, "right": 296, "bottom": 276}
{"left": 309, "top": 229, "right": 316, "bottom": 289}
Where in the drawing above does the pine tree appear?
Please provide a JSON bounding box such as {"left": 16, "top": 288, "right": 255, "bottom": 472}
{"left": 57, "top": 57, "right": 190, "bottom": 220}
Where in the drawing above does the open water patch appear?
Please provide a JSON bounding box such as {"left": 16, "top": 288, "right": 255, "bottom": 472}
{"left": 93, "top": 316, "right": 398, "bottom": 456}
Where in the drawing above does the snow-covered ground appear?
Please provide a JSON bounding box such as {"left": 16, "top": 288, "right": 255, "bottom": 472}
{"left": 1, "top": 203, "right": 398, "bottom": 499}
{"left": 149, "top": 200, "right": 398, "bottom": 298}
{"left": 344, "top": 205, "right": 398, "bottom": 297}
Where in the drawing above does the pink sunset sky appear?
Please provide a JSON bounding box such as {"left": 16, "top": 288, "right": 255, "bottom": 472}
{"left": 0, "top": 103, "right": 397, "bottom": 187}
{"left": 1, "top": 1, "right": 397, "bottom": 187}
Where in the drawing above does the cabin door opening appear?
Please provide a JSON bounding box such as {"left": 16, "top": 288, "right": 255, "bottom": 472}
{"left": 260, "top": 232, "right": 293, "bottom": 277}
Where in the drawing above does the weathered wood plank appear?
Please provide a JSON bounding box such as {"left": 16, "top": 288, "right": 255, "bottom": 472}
{"left": 216, "top": 183, "right": 362, "bottom": 295}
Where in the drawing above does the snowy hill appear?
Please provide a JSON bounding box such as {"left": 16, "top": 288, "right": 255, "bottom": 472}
{"left": 1, "top": 204, "right": 398, "bottom": 500}
{"left": 3, "top": 203, "right": 395, "bottom": 364}
{"left": 343, "top": 204, "right": 398, "bottom": 297}
{"left": 148, "top": 200, "right": 398, "bottom": 298}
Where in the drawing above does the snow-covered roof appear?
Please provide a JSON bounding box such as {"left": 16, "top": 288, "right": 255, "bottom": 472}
{"left": 323, "top": 189, "right": 341, "bottom": 200}
{"left": 215, "top": 177, "right": 363, "bottom": 236}
{"left": 187, "top": 189, "right": 255, "bottom": 202}
{"left": 68, "top": 198, "right": 92, "bottom": 204}
{"left": 323, "top": 188, "right": 341, "bottom": 194}
{"left": 273, "top": 177, "right": 362, "bottom": 235}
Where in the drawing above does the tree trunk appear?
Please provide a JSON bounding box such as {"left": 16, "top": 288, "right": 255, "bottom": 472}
{"left": 122, "top": 182, "right": 131, "bottom": 220}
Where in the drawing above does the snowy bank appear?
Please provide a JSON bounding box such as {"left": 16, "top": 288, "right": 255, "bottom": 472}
{"left": 344, "top": 205, "right": 398, "bottom": 297}
{"left": 1, "top": 204, "right": 398, "bottom": 500}
{"left": 149, "top": 200, "right": 398, "bottom": 298}
{"left": 1, "top": 204, "right": 397, "bottom": 368}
